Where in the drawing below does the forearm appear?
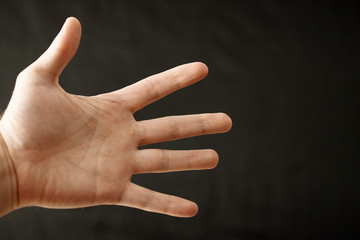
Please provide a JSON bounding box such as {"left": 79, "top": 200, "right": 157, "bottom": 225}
{"left": 0, "top": 131, "right": 18, "bottom": 217}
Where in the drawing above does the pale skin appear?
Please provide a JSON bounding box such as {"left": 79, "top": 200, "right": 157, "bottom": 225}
{"left": 0, "top": 17, "right": 232, "bottom": 218}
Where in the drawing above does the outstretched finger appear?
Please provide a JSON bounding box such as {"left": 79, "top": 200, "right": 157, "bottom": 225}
{"left": 113, "top": 62, "right": 208, "bottom": 113}
{"left": 134, "top": 149, "right": 219, "bottom": 174}
{"left": 29, "top": 17, "right": 81, "bottom": 81}
{"left": 137, "top": 113, "right": 232, "bottom": 146}
{"left": 120, "top": 183, "right": 198, "bottom": 217}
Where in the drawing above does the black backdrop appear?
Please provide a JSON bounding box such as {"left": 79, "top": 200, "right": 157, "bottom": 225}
{"left": 0, "top": 1, "right": 359, "bottom": 239}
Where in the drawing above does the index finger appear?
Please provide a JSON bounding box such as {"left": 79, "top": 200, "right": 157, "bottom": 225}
{"left": 114, "top": 62, "right": 208, "bottom": 113}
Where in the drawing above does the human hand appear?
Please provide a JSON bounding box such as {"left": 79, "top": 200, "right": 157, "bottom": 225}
{"left": 0, "top": 17, "right": 231, "bottom": 217}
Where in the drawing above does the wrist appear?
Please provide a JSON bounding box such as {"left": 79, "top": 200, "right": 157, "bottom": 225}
{"left": 0, "top": 130, "right": 18, "bottom": 217}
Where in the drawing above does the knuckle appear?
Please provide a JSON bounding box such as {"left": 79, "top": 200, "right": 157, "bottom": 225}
{"left": 135, "top": 122, "right": 147, "bottom": 146}
{"left": 168, "top": 118, "right": 180, "bottom": 139}
{"left": 199, "top": 115, "right": 210, "bottom": 134}
{"left": 159, "top": 150, "right": 170, "bottom": 170}
{"left": 144, "top": 79, "right": 161, "bottom": 100}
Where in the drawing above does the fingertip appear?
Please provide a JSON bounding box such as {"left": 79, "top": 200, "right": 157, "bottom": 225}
{"left": 63, "top": 17, "right": 82, "bottom": 38}
{"left": 207, "top": 149, "right": 219, "bottom": 169}
{"left": 179, "top": 62, "right": 208, "bottom": 82}
{"left": 183, "top": 201, "right": 199, "bottom": 218}
{"left": 188, "top": 202, "right": 199, "bottom": 217}
{"left": 65, "top": 17, "right": 81, "bottom": 31}
{"left": 218, "top": 113, "right": 232, "bottom": 132}
{"left": 198, "top": 149, "right": 220, "bottom": 170}
{"left": 66, "top": 16, "right": 79, "bottom": 23}
{"left": 172, "top": 199, "right": 198, "bottom": 218}
{"left": 192, "top": 62, "right": 209, "bottom": 78}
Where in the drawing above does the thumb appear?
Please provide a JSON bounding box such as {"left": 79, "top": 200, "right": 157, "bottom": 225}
{"left": 31, "top": 17, "right": 81, "bottom": 80}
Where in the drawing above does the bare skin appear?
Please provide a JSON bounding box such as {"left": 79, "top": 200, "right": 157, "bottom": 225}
{"left": 0, "top": 17, "right": 232, "bottom": 218}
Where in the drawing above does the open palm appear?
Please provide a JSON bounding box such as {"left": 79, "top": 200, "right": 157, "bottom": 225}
{"left": 0, "top": 17, "right": 231, "bottom": 217}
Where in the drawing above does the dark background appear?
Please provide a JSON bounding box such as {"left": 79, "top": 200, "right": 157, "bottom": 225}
{"left": 0, "top": 1, "right": 359, "bottom": 239}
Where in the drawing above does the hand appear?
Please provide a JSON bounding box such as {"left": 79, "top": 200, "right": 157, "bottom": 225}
{"left": 0, "top": 17, "right": 231, "bottom": 217}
